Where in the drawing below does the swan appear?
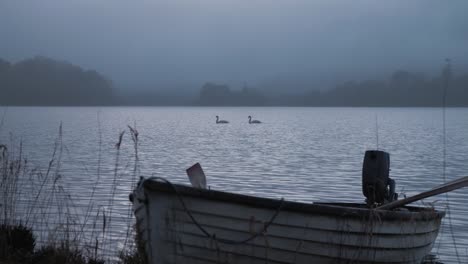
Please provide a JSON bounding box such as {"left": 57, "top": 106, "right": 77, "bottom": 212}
{"left": 216, "top": 116, "right": 229, "bottom": 124}
{"left": 248, "top": 116, "right": 261, "bottom": 124}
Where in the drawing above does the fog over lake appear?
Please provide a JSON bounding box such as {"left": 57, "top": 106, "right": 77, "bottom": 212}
{"left": 1, "top": 0, "right": 468, "bottom": 92}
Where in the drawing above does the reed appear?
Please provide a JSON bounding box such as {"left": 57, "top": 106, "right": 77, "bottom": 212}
{"left": 118, "top": 225, "right": 147, "bottom": 264}
{"left": 0, "top": 124, "right": 143, "bottom": 263}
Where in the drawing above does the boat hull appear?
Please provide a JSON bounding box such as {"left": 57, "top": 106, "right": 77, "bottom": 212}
{"left": 132, "top": 179, "right": 444, "bottom": 264}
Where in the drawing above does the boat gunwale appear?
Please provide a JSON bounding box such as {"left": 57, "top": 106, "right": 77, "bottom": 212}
{"left": 141, "top": 179, "right": 445, "bottom": 222}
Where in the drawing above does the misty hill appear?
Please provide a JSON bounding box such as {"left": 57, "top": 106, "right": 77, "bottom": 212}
{"left": 0, "top": 56, "right": 114, "bottom": 106}
{"left": 1, "top": 56, "right": 467, "bottom": 106}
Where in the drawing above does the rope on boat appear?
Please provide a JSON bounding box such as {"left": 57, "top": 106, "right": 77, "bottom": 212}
{"left": 145, "top": 176, "right": 285, "bottom": 245}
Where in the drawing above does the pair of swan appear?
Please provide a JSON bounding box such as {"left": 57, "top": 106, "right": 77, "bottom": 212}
{"left": 215, "top": 116, "right": 261, "bottom": 124}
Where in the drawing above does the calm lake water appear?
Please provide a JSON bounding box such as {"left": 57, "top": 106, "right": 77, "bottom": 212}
{"left": 1, "top": 106, "right": 467, "bottom": 263}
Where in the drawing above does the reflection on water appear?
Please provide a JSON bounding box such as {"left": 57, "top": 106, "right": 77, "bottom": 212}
{"left": 1, "top": 107, "right": 468, "bottom": 263}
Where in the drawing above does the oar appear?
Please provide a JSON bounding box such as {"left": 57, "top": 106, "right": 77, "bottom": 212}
{"left": 377, "top": 176, "right": 468, "bottom": 210}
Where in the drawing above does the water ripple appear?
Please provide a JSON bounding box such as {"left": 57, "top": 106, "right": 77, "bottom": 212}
{"left": 1, "top": 106, "right": 467, "bottom": 263}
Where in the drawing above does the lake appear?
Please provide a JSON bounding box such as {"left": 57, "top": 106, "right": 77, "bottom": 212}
{"left": 1, "top": 106, "right": 467, "bottom": 263}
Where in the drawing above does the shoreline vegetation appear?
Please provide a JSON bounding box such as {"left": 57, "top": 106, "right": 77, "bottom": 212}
{"left": 1, "top": 56, "right": 467, "bottom": 107}
{"left": 0, "top": 125, "right": 146, "bottom": 264}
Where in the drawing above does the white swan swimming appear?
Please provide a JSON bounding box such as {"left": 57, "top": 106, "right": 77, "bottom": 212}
{"left": 216, "top": 116, "right": 229, "bottom": 124}
{"left": 248, "top": 116, "right": 261, "bottom": 124}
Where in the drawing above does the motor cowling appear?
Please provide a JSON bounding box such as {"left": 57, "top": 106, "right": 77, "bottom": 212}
{"left": 362, "top": 150, "right": 397, "bottom": 206}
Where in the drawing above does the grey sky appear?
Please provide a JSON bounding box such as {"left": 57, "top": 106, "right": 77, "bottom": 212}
{"left": 1, "top": 0, "right": 467, "bottom": 92}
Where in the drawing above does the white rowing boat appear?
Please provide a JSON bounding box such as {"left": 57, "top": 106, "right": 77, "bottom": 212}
{"left": 130, "top": 150, "right": 468, "bottom": 263}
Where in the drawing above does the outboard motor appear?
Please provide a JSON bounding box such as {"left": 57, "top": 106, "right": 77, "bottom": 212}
{"left": 362, "top": 150, "right": 397, "bottom": 206}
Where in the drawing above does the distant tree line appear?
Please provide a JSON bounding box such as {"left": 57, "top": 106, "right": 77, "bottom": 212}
{"left": 198, "top": 69, "right": 468, "bottom": 106}
{"left": 197, "top": 83, "right": 267, "bottom": 106}
{"left": 1, "top": 56, "right": 467, "bottom": 106}
{"left": 0, "top": 56, "right": 114, "bottom": 106}
{"left": 303, "top": 69, "right": 468, "bottom": 106}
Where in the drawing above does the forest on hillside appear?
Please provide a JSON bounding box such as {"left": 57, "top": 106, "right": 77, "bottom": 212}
{"left": 0, "top": 56, "right": 114, "bottom": 106}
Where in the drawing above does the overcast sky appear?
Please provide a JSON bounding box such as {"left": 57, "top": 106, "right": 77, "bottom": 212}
{"left": 1, "top": 0, "right": 467, "bottom": 92}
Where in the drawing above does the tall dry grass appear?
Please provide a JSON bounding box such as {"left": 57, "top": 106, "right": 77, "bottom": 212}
{"left": 0, "top": 124, "right": 145, "bottom": 263}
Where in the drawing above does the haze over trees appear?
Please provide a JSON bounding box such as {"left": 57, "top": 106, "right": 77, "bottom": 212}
{"left": 0, "top": 56, "right": 467, "bottom": 106}
{"left": 313, "top": 69, "right": 468, "bottom": 106}
{"left": 197, "top": 69, "right": 468, "bottom": 107}
{"left": 198, "top": 83, "right": 266, "bottom": 106}
{"left": 2, "top": 1, "right": 468, "bottom": 92}
{"left": 0, "top": 56, "right": 114, "bottom": 106}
